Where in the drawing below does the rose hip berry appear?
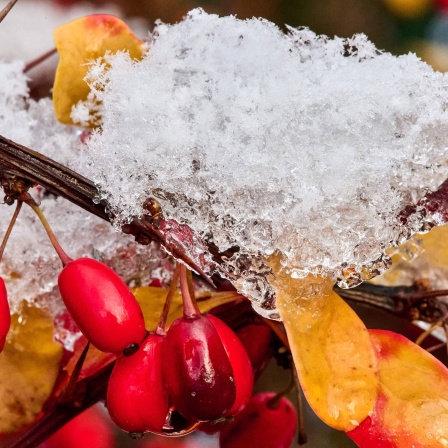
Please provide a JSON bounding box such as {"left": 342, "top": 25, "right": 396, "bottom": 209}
{"left": 40, "top": 405, "right": 114, "bottom": 448}
{"left": 163, "top": 314, "right": 253, "bottom": 422}
{"left": 107, "top": 333, "right": 169, "bottom": 434}
{"left": 58, "top": 258, "right": 146, "bottom": 354}
{"left": 0, "top": 278, "right": 10, "bottom": 352}
{"left": 219, "top": 392, "right": 298, "bottom": 448}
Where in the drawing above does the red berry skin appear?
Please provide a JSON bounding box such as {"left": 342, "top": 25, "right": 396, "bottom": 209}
{"left": 235, "top": 323, "right": 273, "bottom": 379}
{"left": 58, "top": 258, "right": 146, "bottom": 354}
{"left": 220, "top": 392, "right": 297, "bottom": 448}
{"left": 0, "top": 278, "right": 10, "bottom": 353}
{"left": 107, "top": 333, "right": 169, "bottom": 433}
{"left": 207, "top": 315, "right": 253, "bottom": 415}
{"left": 40, "top": 405, "right": 114, "bottom": 448}
{"left": 163, "top": 315, "right": 237, "bottom": 422}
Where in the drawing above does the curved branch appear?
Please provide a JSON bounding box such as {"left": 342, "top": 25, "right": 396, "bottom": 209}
{"left": 0, "top": 135, "right": 215, "bottom": 286}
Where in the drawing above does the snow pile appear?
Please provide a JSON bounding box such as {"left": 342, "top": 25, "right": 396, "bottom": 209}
{"left": 76, "top": 9, "right": 448, "bottom": 313}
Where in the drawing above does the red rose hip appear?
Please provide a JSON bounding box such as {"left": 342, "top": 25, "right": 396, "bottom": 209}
{"left": 220, "top": 392, "right": 297, "bottom": 448}
{"left": 58, "top": 258, "right": 146, "bottom": 354}
{"left": 163, "top": 314, "right": 253, "bottom": 422}
{"left": 107, "top": 333, "right": 169, "bottom": 433}
{"left": 0, "top": 278, "right": 10, "bottom": 352}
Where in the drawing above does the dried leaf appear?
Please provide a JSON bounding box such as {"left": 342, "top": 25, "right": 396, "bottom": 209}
{"left": 53, "top": 14, "right": 143, "bottom": 125}
{"left": 347, "top": 329, "right": 448, "bottom": 447}
{"left": 272, "top": 270, "right": 379, "bottom": 431}
{"left": 132, "top": 286, "right": 243, "bottom": 331}
{"left": 0, "top": 302, "right": 63, "bottom": 433}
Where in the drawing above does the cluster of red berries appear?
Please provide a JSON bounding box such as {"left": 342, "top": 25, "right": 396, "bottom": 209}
{"left": 57, "top": 257, "right": 256, "bottom": 434}
{"left": 56, "top": 257, "right": 299, "bottom": 446}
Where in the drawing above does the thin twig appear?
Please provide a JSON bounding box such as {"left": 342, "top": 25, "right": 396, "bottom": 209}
{"left": 155, "top": 263, "right": 181, "bottom": 335}
{"left": 24, "top": 48, "right": 57, "bottom": 73}
{"left": 293, "top": 365, "right": 307, "bottom": 446}
{"left": 21, "top": 193, "right": 72, "bottom": 266}
{"left": 0, "top": 0, "right": 18, "bottom": 24}
{"left": 0, "top": 200, "right": 21, "bottom": 259}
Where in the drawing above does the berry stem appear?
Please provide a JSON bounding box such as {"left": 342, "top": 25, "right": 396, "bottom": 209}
{"left": 293, "top": 365, "right": 307, "bottom": 446}
{"left": 21, "top": 193, "right": 72, "bottom": 266}
{"left": 155, "top": 263, "right": 181, "bottom": 336}
{"left": 0, "top": 200, "right": 22, "bottom": 261}
{"left": 60, "top": 342, "right": 90, "bottom": 404}
{"left": 267, "top": 371, "right": 295, "bottom": 410}
{"left": 179, "top": 264, "right": 200, "bottom": 318}
{"left": 24, "top": 48, "right": 57, "bottom": 73}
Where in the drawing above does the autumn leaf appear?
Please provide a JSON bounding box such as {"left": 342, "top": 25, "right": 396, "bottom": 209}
{"left": 132, "top": 286, "right": 244, "bottom": 331}
{"left": 53, "top": 14, "right": 144, "bottom": 126}
{"left": 347, "top": 329, "right": 448, "bottom": 448}
{"left": 270, "top": 262, "right": 379, "bottom": 431}
{"left": 0, "top": 302, "right": 63, "bottom": 433}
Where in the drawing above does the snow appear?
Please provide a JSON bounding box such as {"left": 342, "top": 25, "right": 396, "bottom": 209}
{"left": 73, "top": 9, "right": 448, "bottom": 315}
{"left": 2, "top": 8, "right": 448, "bottom": 320}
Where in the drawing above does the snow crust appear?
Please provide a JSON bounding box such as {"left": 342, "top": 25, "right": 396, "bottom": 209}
{"left": 75, "top": 9, "right": 448, "bottom": 313}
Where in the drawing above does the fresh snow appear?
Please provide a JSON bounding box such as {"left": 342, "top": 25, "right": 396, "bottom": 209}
{"left": 2, "top": 9, "right": 448, "bottom": 320}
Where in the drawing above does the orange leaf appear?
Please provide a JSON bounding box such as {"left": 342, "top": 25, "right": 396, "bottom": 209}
{"left": 53, "top": 14, "right": 144, "bottom": 126}
{"left": 347, "top": 330, "right": 448, "bottom": 448}
{"left": 272, "top": 269, "right": 379, "bottom": 431}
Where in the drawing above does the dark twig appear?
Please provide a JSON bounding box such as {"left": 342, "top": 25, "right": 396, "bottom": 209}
{"left": 335, "top": 282, "right": 448, "bottom": 325}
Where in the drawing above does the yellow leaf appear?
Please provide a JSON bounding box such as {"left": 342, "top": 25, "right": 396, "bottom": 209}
{"left": 348, "top": 330, "right": 448, "bottom": 447}
{"left": 0, "top": 302, "right": 63, "bottom": 433}
{"left": 132, "top": 286, "right": 244, "bottom": 331}
{"left": 53, "top": 14, "right": 144, "bottom": 126}
{"left": 271, "top": 263, "right": 379, "bottom": 431}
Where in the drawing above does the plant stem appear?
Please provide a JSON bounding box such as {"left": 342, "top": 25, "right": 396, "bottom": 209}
{"left": 21, "top": 195, "right": 72, "bottom": 266}
{"left": 24, "top": 48, "right": 57, "bottom": 73}
{"left": 155, "top": 263, "right": 181, "bottom": 335}
{"left": 180, "top": 264, "right": 200, "bottom": 318}
{"left": 292, "top": 365, "right": 307, "bottom": 446}
{"left": 0, "top": 200, "right": 21, "bottom": 260}
{"left": 267, "top": 371, "right": 295, "bottom": 409}
{"left": 0, "top": 0, "right": 18, "bottom": 24}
